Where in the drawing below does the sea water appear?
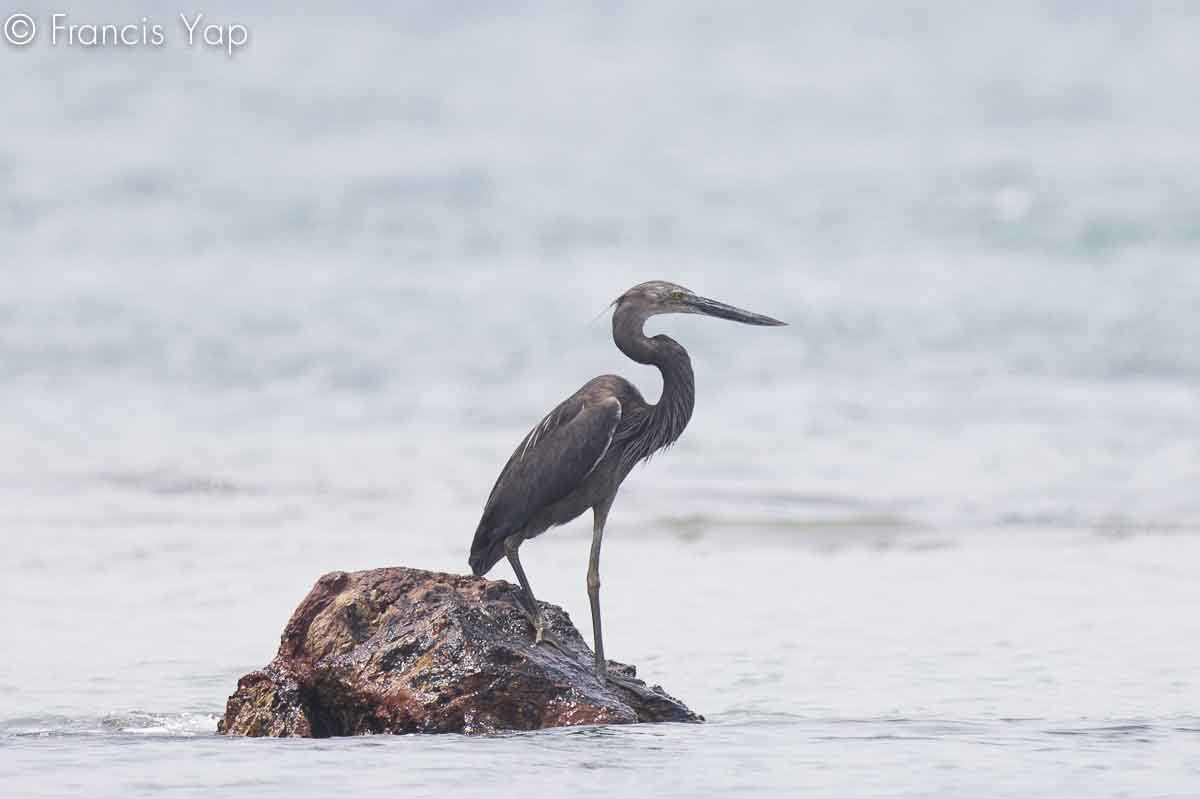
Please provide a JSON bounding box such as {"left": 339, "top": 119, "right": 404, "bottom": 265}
{"left": 2, "top": 2, "right": 1198, "bottom": 796}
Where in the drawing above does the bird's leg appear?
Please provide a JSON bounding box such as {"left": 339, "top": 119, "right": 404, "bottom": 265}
{"left": 503, "top": 535, "right": 555, "bottom": 647}
{"left": 588, "top": 501, "right": 611, "bottom": 683}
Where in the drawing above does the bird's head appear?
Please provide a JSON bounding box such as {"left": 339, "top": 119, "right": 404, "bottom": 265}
{"left": 614, "top": 280, "right": 787, "bottom": 326}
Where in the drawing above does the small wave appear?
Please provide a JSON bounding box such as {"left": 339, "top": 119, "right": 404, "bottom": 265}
{"left": 1042, "top": 722, "right": 1156, "bottom": 739}
{"left": 651, "top": 512, "right": 946, "bottom": 553}
{"left": 710, "top": 708, "right": 809, "bottom": 727}
{"left": 92, "top": 470, "right": 255, "bottom": 497}
{"left": 656, "top": 512, "right": 920, "bottom": 533}
{"left": 1, "top": 711, "right": 219, "bottom": 739}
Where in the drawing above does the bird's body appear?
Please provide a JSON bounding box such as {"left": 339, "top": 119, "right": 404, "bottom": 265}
{"left": 468, "top": 280, "right": 784, "bottom": 683}
{"left": 469, "top": 374, "right": 649, "bottom": 575}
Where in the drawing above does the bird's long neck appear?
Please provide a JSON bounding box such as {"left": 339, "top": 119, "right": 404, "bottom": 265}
{"left": 613, "top": 308, "right": 695, "bottom": 458}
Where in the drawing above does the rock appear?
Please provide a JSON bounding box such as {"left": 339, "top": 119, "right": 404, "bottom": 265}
{"left": 218, "top": 567, "right": 701, "bottom": 736}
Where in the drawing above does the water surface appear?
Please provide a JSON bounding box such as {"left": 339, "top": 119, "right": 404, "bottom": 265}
{"left": 2, "top": 1, "right": 1199, "bottom": 796}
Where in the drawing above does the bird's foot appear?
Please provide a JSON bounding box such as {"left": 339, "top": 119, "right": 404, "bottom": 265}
{"left": 515, "top": 599, "right": 543, "bottom": 634}
{"left": 604, "top": 673, "right": 646, "bottom": 692}
{"left": 532, "top": 614, "right": 547, "bottom": 645}
{"left": 594, "top": 661, "right": 643, "bottom": 691}
{"left": 516, "top": 602, "right": 570, "bottom": 656}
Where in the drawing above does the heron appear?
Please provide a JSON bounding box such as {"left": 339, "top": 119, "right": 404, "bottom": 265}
{"left": 468, "top": 280, "right": 785, "bottom": 685}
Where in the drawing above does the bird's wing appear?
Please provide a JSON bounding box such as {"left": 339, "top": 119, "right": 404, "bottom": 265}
{"left": 469, "top": 390, "right": 622, "bottom": 571}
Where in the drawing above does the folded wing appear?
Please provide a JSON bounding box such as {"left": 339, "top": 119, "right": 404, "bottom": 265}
{"left": 469, "top": 391, "right": 622, "bottom": 574}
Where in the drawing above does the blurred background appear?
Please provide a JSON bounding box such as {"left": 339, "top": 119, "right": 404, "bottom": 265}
{"left": 2, "top": 2, "right": 1199, "bottom": 796}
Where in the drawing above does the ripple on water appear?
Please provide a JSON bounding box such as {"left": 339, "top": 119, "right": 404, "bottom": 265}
{"left": 1, "top": 712, "right": 220, "bottom": 739}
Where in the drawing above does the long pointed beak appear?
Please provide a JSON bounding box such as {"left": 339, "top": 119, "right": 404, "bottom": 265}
{"left": 685, "top": 294, "right": 787, "bottom": 326}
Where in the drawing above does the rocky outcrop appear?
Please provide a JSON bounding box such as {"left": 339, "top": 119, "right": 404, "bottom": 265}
{"left": 218, "top": 567, "right": 700, "bottom": 736}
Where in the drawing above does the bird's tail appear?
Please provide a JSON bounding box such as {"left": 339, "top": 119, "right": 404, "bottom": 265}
{"left": 467, "top": 549, "right": 490, "bottom": 577}
{"left": 468, "top": 518, "right": 509, "bottom": 576}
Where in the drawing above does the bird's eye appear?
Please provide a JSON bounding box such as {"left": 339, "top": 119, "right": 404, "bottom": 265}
{"left": 670, "top": 290, "right": 684, "bottom": 300}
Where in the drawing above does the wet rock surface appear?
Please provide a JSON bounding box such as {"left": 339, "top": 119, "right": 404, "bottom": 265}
{"left": 218, "top": 567, "right": 701, "bottom": 736}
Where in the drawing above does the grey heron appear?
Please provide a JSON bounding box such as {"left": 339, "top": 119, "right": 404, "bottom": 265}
{"left": 469, "top": 280, "right": 786, "bottom": 684}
